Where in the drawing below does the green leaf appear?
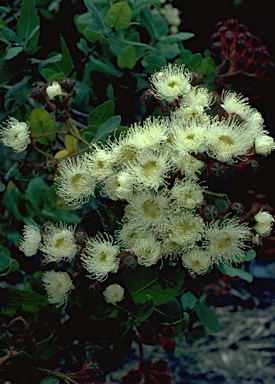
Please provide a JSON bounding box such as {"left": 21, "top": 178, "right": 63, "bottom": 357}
{"left": 125, "top": 264, "right": 184, "bottom": 306}
{"left": 0, "top": 253, "right": 19, "bottom": 276}
{"left": 30, "top": 53, "right": 62, "bottom": 69}
{"left": 55, "top": 35, "right": 74, "bottom": 76}
{"left": 88, "top": 100, "right": 115, "bottom": 127}
{"left": 141, "top": 54, "right": 167, "bottom": 74}
{"left": 0, "top": 25, "right": 19, "bottom": 43}
{"left": 39, "top": 378, "right": 60, "bottom": 384}
{"left": 215, "top": 198, "right": 229, "bottom": 212}
{"left": 178, "top": 49, "right": 193, "bottom": 64}
{"left": 84, "top": 27, "right": 106, "bottom": 44}
{"left": 180, "top": 291, "right": 198, "bottom": 311}
{"left": 16, "top": 0, "right": 40, "bottom": 48}
{"left": 4, "top": 75, "right": 31, "bottom": 113}
{"left": 241, "top": 249, "right": 257, "bottom": 262}
{"left": 185, "top": 52, "right": 203, "bottom": 71}
{"left": 159, "top": 32, "right": 195, "bottom": 44}
{"left": 135, "top": 295, "right": 155, "bottom": 326}
{"left": 131, "top": 0, "right": 161, "bottom": 19}
{"left": 195, "top": 57, "right": 217, "bottom": 82}
{"left": 217, "top": 264, "right": 254, "bottom": 283}
{"left": 195, "top": 300, "right": 220, "bottom": 333}
{"left": 141, "top": 7, "right": 168, "bottom": 41}
{"left": 29, "top": 108, "right": 56, "bottom": 145}
{"left": 41, "top": 209, "right": 82, "bottom": 224}
{"left": 83, "top": 0, "right": 110, "bottom": 35}
{"left": 1, "top": 288, "right": 48, "bottom": 309}
{"left": 153, "top": 41, "right": 180, "bottom": 60}
{"left": 93, "top": 115, "right": 121, "bottom": 143}
{"left": 117, "top": 45, "right": 136, "bottom": 69}
{"left": 4, "top": 46, "right": 23, "bottom": 60}
{"left": 0, "top": 180, "right": 6, "bottom": 192}
{"left": 25, "top": 177, "right": 52, "bottom": 214}
{"left": 105, "top": 2, "right": 132, "bottom": 31}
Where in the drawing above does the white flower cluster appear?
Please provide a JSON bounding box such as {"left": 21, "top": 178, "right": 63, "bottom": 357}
{"left": 19, "top": 222, "right": 79, "bottom": 307}
{"left": 0, "top": 117, "right": 31, "bottom": 153}
{"left": 51, "top": 64, "right": 275, "bottom": 278}
{"left": 159, "top": 1, "right": 181, "bottom": 34}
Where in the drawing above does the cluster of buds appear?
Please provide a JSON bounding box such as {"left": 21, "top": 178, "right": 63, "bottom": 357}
{"left": 31, "top": 78, "right": 76, "bottom": 122}
{"left": 138, "top": 322, "right": 177, "bottom": 355}
{"left": 122, "top": 358, "right": 172, "bottom": 384}
{"left": 210, "top": 18, "right": 274, "bottom": 80}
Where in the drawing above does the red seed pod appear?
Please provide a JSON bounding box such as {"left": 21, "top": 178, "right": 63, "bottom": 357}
{"left": 59, "top": 77, "right": 76, "bottom": 93}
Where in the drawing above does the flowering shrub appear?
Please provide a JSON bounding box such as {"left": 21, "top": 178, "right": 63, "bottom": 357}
{"left": 1, "top": 1, "right": 275, "bottom": 383}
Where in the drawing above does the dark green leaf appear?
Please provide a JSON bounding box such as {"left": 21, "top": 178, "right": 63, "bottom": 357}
{"left": 125, "top": 264, "right": 184, "bottom": 306}
{"left": 17, "top": 0, "right": 40, "bottom": 48}
{"left": 0, "top": 253, "right": 19, "bottom": 276}
{"left": 84, "top": 0, "right": 111, "bottom": 35}
{"left": 39, "top": 378, "right": 60, "bottom": 384}
{"left": 117, "top": 45, "right": 136, "bottom": 69}
{"left": 180, "top": 291, "right": 198, "bottom": 311}
{"left": 217, "top": 264, "right": 254, "bottom": 283}
{"left": 88, "top": 100, "right": 115, "bottom": 127}
{"left": 132, "top": 0, "right": 161, "bottom": 19}
{"left": 41, "top": 209, "right": 82, "bottom": 224}
{"left": 141, "top": 7, "right": 168, "bottom": 41}
{"left": 142, "top": 54, "right": 167, "bottom": 74}
{"left": 195, "top": 300, "right": 220, "bottom": 333}
{"left": 105, "top": 2, "right": 132, "bottom": 31}
{"left": 185, "top": 52, "right": 203, "bottom": 71}
{"left": 4, "top": 75, "right": 31, "bottom": 113}
{"left": 29, "top": 107, "right": 56, "bottom": 145}
{"left": 93, "top": 115, "right": 121, "bottom": 143}
{"left": 134, "top": 295, "right": 155, "bottom": 326}
{"left": 159, "top": 32, "right": 195, "bottom": 44}
{"left": 0, "top": 288, "right": 48, "bottom": 309}
{"left": 4, "top": 46, "right": 23, "bottom": 60}
{"left": 241, "top": 249, "right": 257, "bottom": 262}
{"left": 0, "top": 25, "right": 19, "bottom": 43}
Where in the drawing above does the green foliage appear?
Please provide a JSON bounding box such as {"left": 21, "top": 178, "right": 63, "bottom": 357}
{"left": 195, "top": 300, "right": 220, "bottom": 333}
{"left": 29, "top": 108, "right": 56, "bottom": 145}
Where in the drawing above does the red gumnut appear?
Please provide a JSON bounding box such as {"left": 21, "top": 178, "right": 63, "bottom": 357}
{"left": 161, "top": 324, "right": 177, "bottom": 339}
{"left": 122, "top": 369, "right": 143, "bottom": 384}
{"left": 152, "top": 358, "right": 168, "bottom": 372}
{"left": 161, "top": 339, "right": 176, "bottom": 354}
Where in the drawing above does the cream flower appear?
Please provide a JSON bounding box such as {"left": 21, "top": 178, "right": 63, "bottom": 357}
{"left": 103, "top": 284, "right": 124, "bottom": 304}
{"left": 170, "top": 117, "right": 209, "bottom": 154}
{"left": 254, "top": 211, "right": 274, "bottom": 237}
{"left": 149, "top": 63, "right": 192, "bottom": 103}
{"left": 254, "top": 134, "right": 275, "bottom": 156}
{"left": 168, "top": 209, "right": 205, "bottom": 249}
{"left": 84, "top": 144, "right": 117, "bottom": 182}
{"left": 182, "top": 246, "right": 212, "bottom": 275}
{"left": 101, "top": 171, "right": 134, "bottom": 201}
{"left": 207, "top": 118, "right": 254, "bottom": 162}
{"left": 221, "top": 90, "right": 264, "bottom": 136}
{"left": 0, "top": 117, "right": 31, "bottom": 153}
{"left": 19, "top": 223, "right": 41, "bottom": 257}
{"left": 42, "top": 270, "right": 74, "bottom": 308}
{"left": 40, "top": 222, "right": 79, "bottom": 263}
{"left": 123, "top": 190, "right": 170, "bottom": 233}
{"left": 173, "top": 152, "right": 205, "bottom": 178}
{"left": 171, "top": 178, "right": 204, "bottom": 210}
{"left": 131, "top": 232, "right": 162, "bottom": 267}
{"left": 203, "top": 217, "right": 251, "bottom": 264}
{"left": 46, "top": 81, "right": 67, "bottom": 100}
{"left": 124, "top": 148, "right": 172, "bottom": 191}
{"left": 54, "top": 156, "right": 96, "bottom": 207}
{"left": 81, "top": 233, "right": 120, "bottom": 281}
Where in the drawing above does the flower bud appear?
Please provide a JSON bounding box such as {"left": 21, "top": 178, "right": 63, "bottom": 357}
{"left": 254, "top": 211, "right": 274, "bottom": 237}
{"left": 255, "top": 135, "right": 275, "bottom": 156}
{"left": 103, "top": 283, "right": 124, "bottom": 305}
